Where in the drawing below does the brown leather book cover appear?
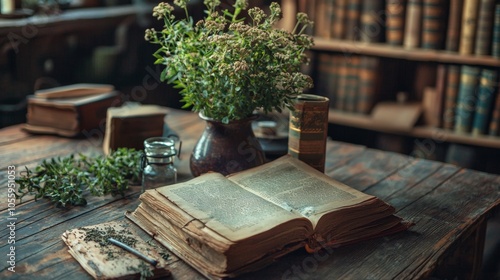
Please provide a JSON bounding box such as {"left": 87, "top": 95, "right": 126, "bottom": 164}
{"left": 331, "top": 0, "right": 347, "bottom": 39}
{"left": 344, "top": 55, "right": 361, "bottom": 113}
{"left": 103, "top": 104, "right": 168, "bottom": 155}
{"left": 345, "top": 0, "right": 362, "bottom": 40}
{"left": 474, "top": 0, "right": 496, "bottom": 55}
{"left": 288, "top": 94, "right": 329, "bottom": 172}
{"left": 445, "top": 0, "right": 464, "bottom": 51}
{"left": 357, "top": 56, "right": 381, "bottom": 114}
{"left": 421, "top": 0, "right": 446, "bottom": 49}
{"left": 488, "top": 82, "right": 500, "bottom": 136}
{"left": 493, "top": 4, "right": 500, "bottom": 58}
{"left": 459, "top": 0, "right": 480, "bottom": 55}
{"left": 359, "top": 0, "right": 385, "bottom": 42}
{"left": 443, "top": 65, "right": 461, "bottom": 130}
{"left": 386, "top": 0, "right": 407, "bottom": 45}
{"left": 25, "top": 91, "right": 121, "bottom": 136}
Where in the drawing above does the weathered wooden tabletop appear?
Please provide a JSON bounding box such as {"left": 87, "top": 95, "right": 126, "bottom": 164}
{"left": 1, "top": 108, "right": 499, "bottom": 280}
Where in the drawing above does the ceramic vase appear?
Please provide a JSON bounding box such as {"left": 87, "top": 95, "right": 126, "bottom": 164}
{"left": 190, "top": 113, "right": 266, "bottom": 177}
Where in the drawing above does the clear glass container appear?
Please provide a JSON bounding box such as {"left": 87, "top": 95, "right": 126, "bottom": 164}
{"left": 141, "top": 137, "right": 178, "bottom": 192}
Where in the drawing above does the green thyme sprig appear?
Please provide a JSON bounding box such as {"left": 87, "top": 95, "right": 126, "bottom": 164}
{"left": 15, "top": 148, "right": 142, "bottom": 207}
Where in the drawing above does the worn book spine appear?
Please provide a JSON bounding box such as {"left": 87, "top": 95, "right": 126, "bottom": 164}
{"left": 344, "top": 55, "right": 361, "bottom": 112}
{"left": 443, "top": 65, "right": 461, "bottom": 130}
{"left": 386, "top": 0, "right": 406, "bottom": 45}
{"left": 316, "top": 53, "right": 337, "bottom": 103}
{"left": 26, "top": 92, "right": 120, "bottom": 133}
{"left": 492, "top": 4, "right": 500, "bottom": 58}
{"left": 488, "top": 85, "right": 500, "bottom": 136}
{"left": 357, "top": 56, "right": 380, "bottom": 114}
{"left": 454, "top": 65, "right": 481, "bottom": 133}
{"left": 335, "top": 58, "right": 349, "bottom": 111}
{"left": 314, "top": 0, "right": 328, "bottom": 38}
{"left": 404, "top": 0, "right": 423, "bottom": 48}
{"left": 474, "top": 0, "right": 496, "bottom": 55}
{"left": 344, "top": 0, "right": 362, "bottom": 40}
{"left": 472, "top": 69, "right": 498, "bottom": 135}
{"left": 459, "top": 0, "right": 480, "bottom": 55}
{"left": 359, "top": 0, "right": 385, "bottom": 43}
{"left": 288, "top": 95, "right": 330, "bottom": 172}
{"left": 445, "top": 0, "right": 464, "bottom": 52}
{"left": 330, "top": 55, "right": 341, "bottom": 107}
{"left": 421, "top": 0, "right": 446, "bottom": 49}
{"left": 332, "top": 0, "right": 347, "bottom": 39}
{"left": 432, "top": 64, "right": 448, "bottom": 127}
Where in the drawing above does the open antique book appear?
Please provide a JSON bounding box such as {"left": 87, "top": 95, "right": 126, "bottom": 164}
{"left": 126, "top": 155, "right": 412, "bottom": 279}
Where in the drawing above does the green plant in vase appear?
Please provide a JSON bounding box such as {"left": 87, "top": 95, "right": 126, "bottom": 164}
{"left": 145, "top": 0, "right": 314, "bottom": 176}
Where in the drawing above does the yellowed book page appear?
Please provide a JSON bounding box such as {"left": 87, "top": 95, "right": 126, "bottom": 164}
{"left": 228, "top": 155, "right": 373, "bottom": 226}
{"left": 156, "top": 172, "right": 307, "bottom": 242}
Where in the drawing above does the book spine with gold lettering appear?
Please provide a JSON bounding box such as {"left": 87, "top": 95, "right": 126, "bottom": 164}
{"left": 421, "top": 0, "right": 446, "bottom": 49}
{"left": 331, "top": 0, "right": 347, "bottom": 39}
{"left": 492, "top": 4, "right": 500, "bottom": 58}
{"left": 359, "top": 0, "right": 385, "bottom": 43}
{"left": 488, "top": 85, "right": 500, "bottom": 136}
{"left": 344, "top": 55, "right": 361, "bottom": 113}
{"left": 345, "top": 0, "right": 362, "bottom": 40}
{"left": 474, "top": 0, "right": 496, "bottom": 55}
{"left": 454, "top": 65, "right": 481, "bottom": 133}
{"left": 386, "top": 0, "right": 407, "bottom": 45}
{"left": 472, "top": 69, "right": 498, "bottom": 135}
{"left": 442, "top": 65, "right": 461, "bottom": 130}
{"left": 357, "top": 56, "right": 380, "bottom": 114}
{"left": 445, "top": 0, "right": 464, "bottom": 52}
{"left": 314, "top": 0, "right": 329, "bottom": 38}
{"left": 316, "top": 53, "right": 338, "bottom": 103}
{"left": 459, "top": 0, "right": 480, "bottom": 55}
{"left": 288, "top": 95, "right": 330, "bottom": 172}
{"left": 335, "top": 57, "right": 349, "bottom": 111}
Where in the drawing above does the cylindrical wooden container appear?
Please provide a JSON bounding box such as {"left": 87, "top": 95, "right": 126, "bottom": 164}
{"left": 288, "top": 94, "right": 329, "bottom": 172}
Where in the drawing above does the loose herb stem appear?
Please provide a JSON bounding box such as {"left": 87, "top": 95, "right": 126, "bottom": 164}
{"left": 15, "top": 148, "right": 142, "bottom": 207}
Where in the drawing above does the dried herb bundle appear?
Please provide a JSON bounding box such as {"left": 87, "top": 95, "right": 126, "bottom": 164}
{"left": 16, "top": 148, "right": 142, "bottom": 207}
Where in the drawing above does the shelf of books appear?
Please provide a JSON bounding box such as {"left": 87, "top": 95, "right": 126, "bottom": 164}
{"left": 293, "top": 0, "right": 500, "bottom": 151}
{"left": 329, "top": 109, "right": 500, "bottom": 149}
{"left": 312, "top": 38, "right": 500, "bottom": 67}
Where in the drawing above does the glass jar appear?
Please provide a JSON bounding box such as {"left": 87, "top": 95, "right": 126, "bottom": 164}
{"left": 141, "top": 136, "right": 179, "bottom": 192}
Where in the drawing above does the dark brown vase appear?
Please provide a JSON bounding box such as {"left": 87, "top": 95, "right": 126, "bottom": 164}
{"left": 190, "top": 113, "right": 266, "bottom": 177}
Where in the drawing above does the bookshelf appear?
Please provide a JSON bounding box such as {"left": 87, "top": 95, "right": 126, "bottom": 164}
{"left": 288, "top": 0, "right": 500, "bottom": 168}
{"left": 329, "top": 109, "right": 500, "bottom": 149}
{"left": 312, "top": 38, "right": 500, "bottom": 67}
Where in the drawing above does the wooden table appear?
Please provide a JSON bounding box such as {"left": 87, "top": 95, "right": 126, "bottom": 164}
{"left": 1, "top": 108, "right": 499, "bottom": 279}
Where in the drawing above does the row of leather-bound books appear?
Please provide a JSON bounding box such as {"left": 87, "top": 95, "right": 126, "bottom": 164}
{"left": 314, "top": 53, "right": 500, "bottom": 136}
{"left": 439, "top": 64, "right": 500, "bottom": 136}
{"left": 315, "top": 53, "right": 381, "bottom": 115}
{"left": 304, "top": 0, "right": 500, "bottom": 56}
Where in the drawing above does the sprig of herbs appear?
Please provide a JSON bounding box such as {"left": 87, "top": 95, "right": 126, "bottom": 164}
{"left": 145, "top": 1, "right": 314, "bottom": 123}
{"left": 15, "top": 148, "right": 142, "bottom": 207}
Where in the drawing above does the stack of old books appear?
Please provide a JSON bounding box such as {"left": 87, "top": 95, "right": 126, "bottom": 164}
{"left": 24, "top": 83, "right": 120, "bottom": 137}
{"left": 126, "top": 155, "right": 413, "bottom": 279}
